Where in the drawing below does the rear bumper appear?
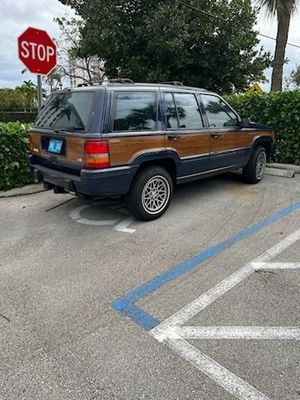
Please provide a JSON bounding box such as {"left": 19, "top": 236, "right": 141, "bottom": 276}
{"left": 28, "top": 156, "right": 138, "bottom": 196}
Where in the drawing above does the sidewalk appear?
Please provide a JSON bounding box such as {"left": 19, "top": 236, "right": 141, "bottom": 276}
{"left": 267, "top": 162, "right": 300, "bottom": 174}
{"left": 0, "top": 183, "right": 45, "bottom": 198}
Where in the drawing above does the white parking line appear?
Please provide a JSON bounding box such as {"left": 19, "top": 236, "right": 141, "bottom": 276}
{"left": 253, "top": 261, "right": 300, "bottom": 270}
{"left": 160, "top": 326, "right": 300, "bottom": 340}
{"left": 165, "top": 338, "right": 270, "bottom": 400}
{"left": 150, "top": 228, "right": 300, "bottom": 400}
{"left": 152, "top": 229, "right": 300, "bottom": 335}
{"left": 152, "top": 263, "right": 254, "bottom": 341}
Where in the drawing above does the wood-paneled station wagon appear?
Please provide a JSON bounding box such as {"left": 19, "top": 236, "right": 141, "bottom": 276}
{"left": 29, "top": 80, "right": 275, "bottom": 221}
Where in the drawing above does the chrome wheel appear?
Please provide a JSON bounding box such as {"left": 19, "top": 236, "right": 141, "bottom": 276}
{"left": 141, "top": 175, "right": 170, "bottom": 215}
{"left": 256, "top": 151, "right": 266, "bottom": 180}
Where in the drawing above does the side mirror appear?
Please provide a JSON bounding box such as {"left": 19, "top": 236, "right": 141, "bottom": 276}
{"left": 240, "top": 117, "right": 250, "bottom": 128}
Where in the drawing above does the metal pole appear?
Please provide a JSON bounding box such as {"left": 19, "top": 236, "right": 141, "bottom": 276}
{"left": 37, "top": 74, "right": 42, "bottom": 112}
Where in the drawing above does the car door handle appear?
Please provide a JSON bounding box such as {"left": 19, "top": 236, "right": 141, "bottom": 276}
{"left": 211, "top": 133, "right": 221, "bottom": 139}
{"left": 168, "top": 135, "right": 181, "bottom": 141}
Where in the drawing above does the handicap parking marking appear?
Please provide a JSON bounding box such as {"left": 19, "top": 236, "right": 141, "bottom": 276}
{"left": 113, "top": 217, "right": 136, "bottom": 234}
{"left": 111, "top": 200, "right": 300, "bottom": 330}
{"left": 150, "top": 229, "right": 300, "bottom": 400}
{"left": 69, "top": 204, "right": 119, "bottom": 226}
{"left": 69, "top": 200, "right": 136, "bottom": 233}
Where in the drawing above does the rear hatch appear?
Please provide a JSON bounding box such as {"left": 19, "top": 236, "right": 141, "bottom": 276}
{"left": 30, "top": 89, "right": 99, "bottom": 174}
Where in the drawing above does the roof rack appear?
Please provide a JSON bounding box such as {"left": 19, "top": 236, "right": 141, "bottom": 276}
{"left": 102, "top": 78, "right": 134, "bottom": 86}
{"left": 73, "top": 80, "right": 208, "bottom": 92}
{"left": 159, "top": 81, "right": 184, "bottom": 86}
{"left": 76, "top": 79, "right": 135, "bottom": 87}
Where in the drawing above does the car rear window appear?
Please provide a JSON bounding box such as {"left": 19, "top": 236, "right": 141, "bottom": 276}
{"left": 34, "top": 91, "right": 95, "bottom": 131}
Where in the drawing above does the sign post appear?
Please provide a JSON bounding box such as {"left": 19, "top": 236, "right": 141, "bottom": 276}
{"left": 18, "top": 27, "right": 57, "bottom": 112}
{"left": 37, "top": 75, "right": 42, "bottom": 112}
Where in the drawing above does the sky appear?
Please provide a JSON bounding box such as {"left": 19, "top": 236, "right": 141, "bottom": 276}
{"left": 0, "top": 0, "right": 299, "bottom": 92}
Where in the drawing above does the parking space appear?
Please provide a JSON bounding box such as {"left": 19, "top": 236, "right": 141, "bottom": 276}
{"left": 151, "top": 230, "right": 300, "bottom": 400}
{"left": 0, "top": 173, "right": 300, "bottom": 399}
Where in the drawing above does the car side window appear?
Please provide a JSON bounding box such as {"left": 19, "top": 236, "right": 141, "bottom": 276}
{"left": 201, "top": 94, "right": 238, "bottom": 128}
{"left": 164, "top": 92, "right": 204, "bottom": 130}
{"left": 113, "top": 92, "right": 157, "bottom": 131}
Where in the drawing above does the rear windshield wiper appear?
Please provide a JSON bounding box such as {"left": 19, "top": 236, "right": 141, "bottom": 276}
{"left": 54, "top": 127, "right": 85, "bottom": 134}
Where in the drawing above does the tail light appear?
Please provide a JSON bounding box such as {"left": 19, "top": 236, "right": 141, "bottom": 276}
{"left": 84, "top": 140, "right": 110, "bottom": 169}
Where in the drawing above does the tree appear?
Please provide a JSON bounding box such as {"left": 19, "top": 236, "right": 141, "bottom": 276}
{"left": 54, "top": 16, "right": 105, "bottom": 86}
{"left": 59, "top": 0, "right": 271, "bottom": 93}
{"left": 285, "top": 65, "right": 300, "bottom": 89}
{"left": 0, "top": 81, "right": 39, "bottom": 111}
{"left": 290, "top": 66, "right": 300, "bottom": 87}
{"left": 15, "top": 81, "right": 37, "bottom": 110}
{"left": 257, "top": 0, "right": 298, "bottom": 92}
{"left": 42, "top": 68, "right": 63, "bottom": 92}
{"left": 0, "top": 89, "right": 24, "bottom": 110}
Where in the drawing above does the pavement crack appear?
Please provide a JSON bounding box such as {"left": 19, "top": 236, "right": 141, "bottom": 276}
{"left": 254, "top": 270, "right": 277, "bottom": 275}
{"left": 0, "top": 313, "right": 11, "bottom": 322}
{"left": 45, "top": 197, "right": 75, "bottom": 212}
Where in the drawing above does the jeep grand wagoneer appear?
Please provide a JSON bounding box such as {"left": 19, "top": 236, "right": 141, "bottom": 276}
{"left": 29, "top": 81, "right": 275, "bottom": 220}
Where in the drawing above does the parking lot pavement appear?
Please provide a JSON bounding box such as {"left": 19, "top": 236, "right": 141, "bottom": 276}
{"left": 0, "top": 172, "right": 299, "bottom": 400}
{"left": 151, "top": 230, "right": 300, "bottom": 400}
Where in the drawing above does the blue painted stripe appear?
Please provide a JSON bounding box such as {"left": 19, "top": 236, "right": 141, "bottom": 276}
{"left": 123, "top": 304, "right": 160, "bottom": 331}
{"left": 112, "top": 200, "right": 300, "bottom": 330}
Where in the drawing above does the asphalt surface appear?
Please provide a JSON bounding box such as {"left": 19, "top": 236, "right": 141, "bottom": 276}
{"left": 0, "top": 171, "right": 299, "bottom": 400}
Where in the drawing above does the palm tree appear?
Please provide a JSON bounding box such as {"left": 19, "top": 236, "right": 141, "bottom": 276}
{"left": 258, "top": 0, "right": 298, "bottom": 91}
{"left": 15, "top": 81, "right": 38, "bottom": 111}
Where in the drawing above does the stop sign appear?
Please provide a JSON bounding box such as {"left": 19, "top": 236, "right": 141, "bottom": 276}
{"left": 18, "top": 27, "right": 57, "bottom": 75}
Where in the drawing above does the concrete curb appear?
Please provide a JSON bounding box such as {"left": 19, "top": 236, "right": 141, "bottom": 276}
{"left": 265, "top": 167, "right": 295, "bottom": 178}
{"left": 0, "top": 183, "right": 46, "bottom": 198}
{"left": 267, "top": 163, "right": 300, "bottom": 174}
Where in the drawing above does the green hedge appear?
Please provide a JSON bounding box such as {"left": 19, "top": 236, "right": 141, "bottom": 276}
{"left": 0, "top": 111, "right": 37, "bottom": 123}
{"left": 0, "top": 122, "right": 34, "bottom": 191}
{"left": 225, "top": 90, "right": 300, "bottom": 165}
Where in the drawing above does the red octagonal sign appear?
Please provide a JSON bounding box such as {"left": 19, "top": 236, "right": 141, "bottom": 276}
{"left": 18, "top": 27, "right": 57, "bottom": 75}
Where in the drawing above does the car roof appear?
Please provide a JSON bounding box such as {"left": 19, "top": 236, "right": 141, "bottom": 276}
{"left": 58, "top": 82, "right": 212, "bottom": 95}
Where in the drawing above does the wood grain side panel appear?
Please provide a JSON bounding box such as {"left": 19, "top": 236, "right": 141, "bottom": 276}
{"left": 39, "top": 136, "right": 86, "bottom": 165}
{"left": 249, "top": 131, "right": 274, "bottom": 144}
{"left": 210, "top": 130, "right": 274, "bottom": 153}
{"left": 108, "top": 135, "right": 166, "bottom": 166}
{"left": 210, "top": 131, "right": 251, "bottom": 153}
{"left": 30, "top": 132, "right": 86, "bottom": 165}
{"left": 64, "top": 136, "right": 86, "bottom": 164}
{"left": 166, "top": 133, "right": 210, "bottom": 158}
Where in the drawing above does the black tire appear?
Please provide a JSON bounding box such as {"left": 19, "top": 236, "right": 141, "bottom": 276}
{"left": 243, "top": 146, "right": 267, "bottom": 184}
{"left": 126, "top": 166, "right": 173, "bottom": 221}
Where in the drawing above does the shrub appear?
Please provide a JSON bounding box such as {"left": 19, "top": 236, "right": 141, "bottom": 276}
{"left": 0, "top": 111, "right": 37, "bottom": 123}
{"left": 225, "top": 90, "right": 300, "bottom": 165}
{"left": 0, "top": 122, "right": 34, "bottom": 191}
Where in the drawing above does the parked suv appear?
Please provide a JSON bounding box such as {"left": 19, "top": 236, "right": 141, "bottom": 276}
{"left": 29, "top": 81, "right": 275, "bottom": 220}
